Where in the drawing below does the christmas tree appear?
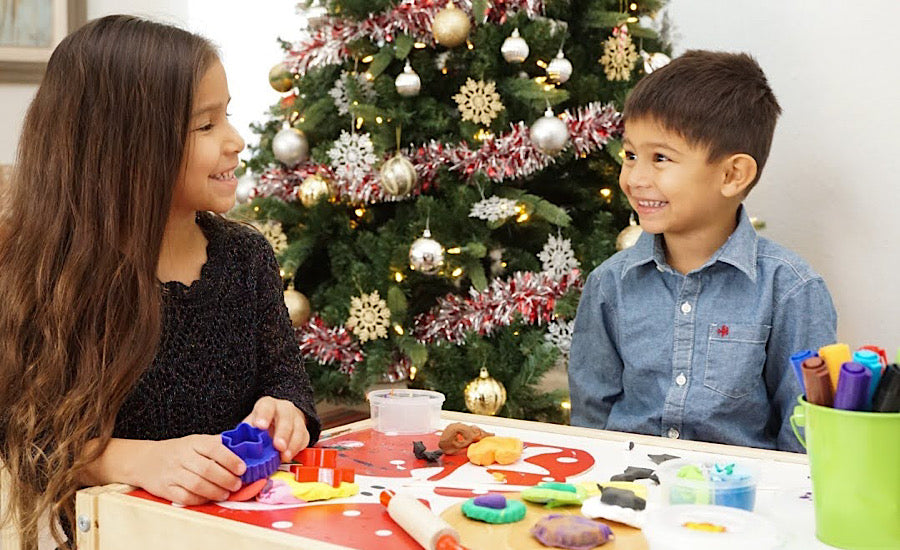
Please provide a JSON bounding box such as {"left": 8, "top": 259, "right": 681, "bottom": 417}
{"left": 236, "top": 0, "right": 671, "bottom": 423}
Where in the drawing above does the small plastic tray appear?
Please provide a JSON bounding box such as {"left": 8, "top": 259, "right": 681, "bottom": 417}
{"left": 643, "top": 504, "right": 782, "bottom": 550}
{"left": 367, "top": 389, "right": 445, "bottom": 434}
{"left": 656, "top": 458, "right": 758, "bottom": 511}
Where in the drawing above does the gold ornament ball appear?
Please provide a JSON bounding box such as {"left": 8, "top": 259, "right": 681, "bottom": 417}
{"left": 297, "top": 174, "right": 331, "bottom": 207}
{"left": 616, "top": 224, "right": 644, "bottom": 251}
{"left": 380, "top": 154, "right": 417, "bottom": 196}
{"left": 464, "top": 367, "right": 507, "bottom": 416}
{"left": 432, "top": 4, "right": 470, "bottom": 48}
{"left": 283, "top": 288, "right": 311, "bottom": 327}
{"left": 268, "top": 63, "right": 294, "bottom": 93}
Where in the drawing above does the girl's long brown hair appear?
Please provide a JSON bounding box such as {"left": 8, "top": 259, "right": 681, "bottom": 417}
{"left": 0, "top": 15, "right": 217, "bottom": 548}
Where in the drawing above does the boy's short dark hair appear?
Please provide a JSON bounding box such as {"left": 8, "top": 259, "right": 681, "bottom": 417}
{"left": 624, "top": 50, "right": 781, "bottom": 189}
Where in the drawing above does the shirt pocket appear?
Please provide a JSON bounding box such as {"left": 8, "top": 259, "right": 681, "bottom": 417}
{"left": 703, "top": 323, "right": 771, "bottom": 399}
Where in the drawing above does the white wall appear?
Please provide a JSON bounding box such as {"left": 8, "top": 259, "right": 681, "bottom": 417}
{"left": 667, "top": 0, "right": 900, "bottom": 352}
{"left": 1, "top": 0, "right": 897, "bottom": 351}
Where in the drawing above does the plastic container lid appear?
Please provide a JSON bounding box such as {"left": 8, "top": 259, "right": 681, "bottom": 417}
{"left": 643, "top": 504, "right": 783, "bottom": 550}
{"left": 656, "top": 458, "right": 758, "bottom": 511}
{"left": 367, "top": 389, "right": 445, "bottom": 434}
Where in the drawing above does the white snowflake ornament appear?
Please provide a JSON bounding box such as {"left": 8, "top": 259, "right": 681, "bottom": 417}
{"left": 327, "top": 130, "right": 377, "bottom": 182}
{"left": 328, "top": 71, "right": 375, "bottom": 115}
{"left": 253, "top": 220, "right": 288, "bottom": 255}
{"left": 469, "top": 196, "right": 519, "bottom": 222}
{"left": 545, "top": 318, "right": 575, "bottom": 355}
{"left": 538, "top": 234, "right": 580, "bottom": 280}
{"left": 346, "top": 290, "right": 391, "bottom": 343}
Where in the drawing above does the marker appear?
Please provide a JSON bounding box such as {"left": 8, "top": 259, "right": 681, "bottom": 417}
{"left": 833, "top": 362, "right": 871, "bottom": 411}
{"left": 818, "top": 343, "right": 851, "bottom": 390}
{"left": 801, "top": 356, "right": 833, "bottom": 407}
{"left": 872, "top": 364, "right": 900, "bottom": 413}
{"left": 859, "top": 345, "right": 887, "bottom": 368}
{"left": 852, "top": 350, "right": 882, "bottom": 410}
{"left": 380, "top": 490, "right": 468, "bottom": 550}
{"left": 790, "top": 350, "right": 815, "bottom": 394}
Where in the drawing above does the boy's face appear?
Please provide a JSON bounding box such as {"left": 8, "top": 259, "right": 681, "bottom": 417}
{"left": 172, "top": 60, "right": 245, "bottom": 217}
{"left": 619, "top": 117, "right": 733, "bottom": 239}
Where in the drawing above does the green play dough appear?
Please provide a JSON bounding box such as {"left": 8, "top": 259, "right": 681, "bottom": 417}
{"left": 521, "top": 483, "right": 586, "bottom": 508}
{"left": 461, "top": 498, "right": 527, "bottom": 524}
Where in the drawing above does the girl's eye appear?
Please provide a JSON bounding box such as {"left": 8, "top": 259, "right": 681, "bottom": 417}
{"left": 196, "top": 123, "right": 214, "bottom": 132}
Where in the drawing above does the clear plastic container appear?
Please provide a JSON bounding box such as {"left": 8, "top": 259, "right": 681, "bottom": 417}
{"left": 656, "top": 458, "right": 758, "bottom": 511}
{"left": 367, "top": 389, "right": 445, "bottom": 434}
{"left": 643, "top": 504, "right": 782, "bottom": 550}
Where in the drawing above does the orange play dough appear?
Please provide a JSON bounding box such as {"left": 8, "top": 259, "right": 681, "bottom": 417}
{"left": 467, "top": 436, "right": 523, "bottom": 466}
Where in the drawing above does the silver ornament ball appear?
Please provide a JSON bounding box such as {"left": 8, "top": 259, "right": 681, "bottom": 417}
{"left": 380, "top": 154, "right": 417, "bottom": 196}
{"left": 616, "top": 224, "right": 644, "bottom": 251}
{"left": 501, "top": 28, "right": 529, "bottom": 63}
{"left": 547, "top": 51, "right": 573, "bottom": 84}
{"left": 529, "top": 109, "right": 569, "bottom": 154}
{"left": 641, "top": 50, "right": 671, "bottom": 74}
{"left": 395, "top": 61, "right": 421, "bottom": 97}
{"left": 272, "top": 125, "right": 309, "bottom": 166}
{"left": 409, "top": 229, "right": 445, "bottom": 275}
{"left": 235, "top": 172, "right": 256, "bottom": 204}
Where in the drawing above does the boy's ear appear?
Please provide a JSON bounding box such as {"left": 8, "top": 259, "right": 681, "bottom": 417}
{"left": 719, "top": 153, "right": 757, "bottom": 198}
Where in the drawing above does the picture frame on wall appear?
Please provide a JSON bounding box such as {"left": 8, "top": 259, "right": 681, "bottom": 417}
{"left": 0, "top": 0, "right": 87, "bottom": 83}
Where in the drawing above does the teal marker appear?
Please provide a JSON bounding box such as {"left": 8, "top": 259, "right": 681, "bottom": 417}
{"left": 853, "top": 350, "right": 882, "bottom": 410}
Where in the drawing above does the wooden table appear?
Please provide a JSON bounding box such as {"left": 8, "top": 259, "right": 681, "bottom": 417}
{"left": 72, "top": 412, "right": 833, "bottom": 549}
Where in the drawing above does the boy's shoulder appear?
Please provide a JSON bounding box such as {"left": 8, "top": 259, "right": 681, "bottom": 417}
{"left": 584, "top": 235, "right": 655, "bottom": 289}
{"left": 754, "top": 234, "right": 826, "bottom": 292}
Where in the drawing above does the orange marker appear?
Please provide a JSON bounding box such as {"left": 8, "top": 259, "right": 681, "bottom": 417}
{"left": 380, "top": 490, "right": 468, "bottom": 550}
{"left": 818, "top": 343, "right": 851, "bottom": 390}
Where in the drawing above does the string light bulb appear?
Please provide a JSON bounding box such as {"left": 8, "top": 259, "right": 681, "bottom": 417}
{"left": 451, "top": 267, "right": 463, "bottom": 277}
{"left": 394, "top": 272, "right": 405, "bottom": 282}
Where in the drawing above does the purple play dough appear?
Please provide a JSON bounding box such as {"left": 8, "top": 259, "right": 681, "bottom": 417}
{"left": 530, "top": 514, "right": 613, "bottom": 549}
{"left": 472, "top": 493, "right": 508, "bottom": 509}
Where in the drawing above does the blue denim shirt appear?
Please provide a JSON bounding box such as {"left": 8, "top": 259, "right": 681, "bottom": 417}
{"left": 568, "top": 207, "right": 837, "bottom": 452}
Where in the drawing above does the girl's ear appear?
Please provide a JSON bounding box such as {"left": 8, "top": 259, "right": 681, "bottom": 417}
{"left": 720, "top": 153, "right": 757, "bottom": 198}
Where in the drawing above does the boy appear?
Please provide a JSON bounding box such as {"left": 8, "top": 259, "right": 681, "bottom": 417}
{"left": 568, "top": 51, "right": 836, "bottom": 452}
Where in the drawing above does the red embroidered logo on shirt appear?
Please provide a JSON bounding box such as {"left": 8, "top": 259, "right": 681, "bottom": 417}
{"left": 717, "top": 325, "right": 730, "bottom": 337}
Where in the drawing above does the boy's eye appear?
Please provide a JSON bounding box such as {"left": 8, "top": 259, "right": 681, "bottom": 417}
{"left": 653, "top": 153, "right": 670, "bottom": 162}
{"left": 623, "top": 151, "right": 636, "bottom": 161}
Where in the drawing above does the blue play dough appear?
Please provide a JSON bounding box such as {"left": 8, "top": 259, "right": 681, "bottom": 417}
{"left": 221, "top": 423, "right": 281, "bottom": 484}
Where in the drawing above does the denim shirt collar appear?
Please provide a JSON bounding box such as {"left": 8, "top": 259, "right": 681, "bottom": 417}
{"left": 622, "top": 205, "right": 758, "bottom": 282}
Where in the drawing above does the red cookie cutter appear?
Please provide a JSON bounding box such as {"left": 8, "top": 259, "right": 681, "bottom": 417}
{"left": 291, "top": 447, "right": 338, "bottom": 468}
{"left": 289, "top": 464, "right": 355, "bottom": 487}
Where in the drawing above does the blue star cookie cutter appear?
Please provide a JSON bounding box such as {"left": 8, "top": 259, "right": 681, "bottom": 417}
{"left": 221, "top": 423, "right": 280, "bottom": 484}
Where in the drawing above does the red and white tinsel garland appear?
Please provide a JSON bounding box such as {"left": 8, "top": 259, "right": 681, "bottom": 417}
{"left": 295, "top": 315, "right": 364, "bottom": 374}
{"left": 413, "top": 269, "right": 581, "bottom": 344}
{"left": 254, "top": 102, "right": 621, "bottom": 204}
{"left": 288, "top": 0, "right": 546, "bottom": 75}
{"left": 293, "top": 270, "right": 580, "bottom": 372}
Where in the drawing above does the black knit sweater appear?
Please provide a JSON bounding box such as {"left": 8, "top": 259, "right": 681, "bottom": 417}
{"left": 113, "top": 212, "right": 320, "bottom": 445}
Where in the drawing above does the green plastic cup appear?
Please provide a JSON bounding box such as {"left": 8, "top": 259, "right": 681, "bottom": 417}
{"left": 791, "top": 396, "right": 900, "bottom": 549}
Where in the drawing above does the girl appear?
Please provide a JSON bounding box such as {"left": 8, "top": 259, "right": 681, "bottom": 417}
{"left": 0, "top": 15, "right": 320, "bottom": 547}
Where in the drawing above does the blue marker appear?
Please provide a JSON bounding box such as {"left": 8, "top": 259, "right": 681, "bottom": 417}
{"left": 790, "top": 349, "right": 815, "bottom": 394}
{"left": 852, "top": 349, "right": 882, "bottom": 410}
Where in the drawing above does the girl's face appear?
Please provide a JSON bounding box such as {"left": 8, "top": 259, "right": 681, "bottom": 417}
{"left": 171, "top": 60, "right": 245, "bottom": 216}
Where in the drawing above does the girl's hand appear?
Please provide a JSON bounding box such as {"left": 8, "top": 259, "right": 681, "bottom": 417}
{"left": 133, "top": 435, "right": 246, "bottom": 505}
{"left": 244, "top": 396, "right": 311, "bottom": 461}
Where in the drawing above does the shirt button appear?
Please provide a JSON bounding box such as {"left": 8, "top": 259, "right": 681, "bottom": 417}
{"left": 680, "top": 302, "right": 692, "bottom": 314}
{"left": 667, "top": 427, "right": 680, "bottom": 439}
{"left": 676, "top": 373, "right": 687, "bottom": 386}
{"left": 656, "top": 264, "right": 665, "bottom": 273}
